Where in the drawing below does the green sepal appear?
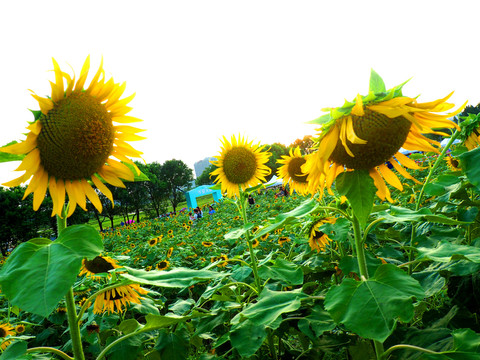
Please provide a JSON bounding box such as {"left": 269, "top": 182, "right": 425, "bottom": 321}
{"left": 369, "top": 69, "right": 386, "bottom": 93}
{"left": 29, "top": 109, "right": 43, "bottom": 121}
{"left": 307, "top": 113, "right": 332, "bottom": 125}
{"left": 123, "top": 162, "right": 150, "bottom": 181}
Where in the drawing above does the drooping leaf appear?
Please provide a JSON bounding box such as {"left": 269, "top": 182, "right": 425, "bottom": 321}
{"left": 416, "top": 242, "right": 480, "bottom": 263}
{"left": 229, "top": 319, "right": 268, "bottom": 358}
{"left": 154, "top": 328, "right": 190, "bottom": 360}
{"left": 336, "top": 170, "right": 376, "bottom": 226}
{"left": 297, "top": 305, "right": 335, "bottom": 340}
{"left": 325, "top": 264, "right": 425, "bottom": 342}
{"left": 382, "top": 206, "right": 469, "bottom": 225}
{"left": 121, "top": 267, "right": 229, "bottom": 288}
{"left": 0, "top": 225, "right": 103, "bottom": 317}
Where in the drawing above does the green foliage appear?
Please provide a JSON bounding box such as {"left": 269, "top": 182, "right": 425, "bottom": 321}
{"left": 0, "top": 225, "right": 103, "bottom": 317}
{"left": 195, "top": 163, "right": 217, "bottom": 186}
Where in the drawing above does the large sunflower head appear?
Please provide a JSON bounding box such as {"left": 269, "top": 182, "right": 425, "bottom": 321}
{"left": 79, "top": 255, "right": 119, "bottom": 279}
{"left": 210, "top": 134, "right": 271, "bottom": 198}
{"left": 303, "top": 70, "right": 466, "bottom": 202}
{"left": 277, "top": 146, "right": 309, "bottom": 195}
{"left": 93, "top": 284, "right": 148, "bottom": 314}
{"left": 0, "top": 56, "right": 145, "bottom": 217}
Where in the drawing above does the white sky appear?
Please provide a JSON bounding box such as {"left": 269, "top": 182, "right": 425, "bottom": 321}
{"left": 1, "top": 0, "right": 479, "bottom": 183}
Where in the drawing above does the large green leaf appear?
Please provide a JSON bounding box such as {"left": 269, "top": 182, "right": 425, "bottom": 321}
{"left": 297, "top": 305, "right": 335, "bottom": 341}
{"left": 381, "top": 206, "right": 469, "bottom": 225}
{"left": 416, "top": 242, "right": 480, "bottom": 263}
{"left": 0, "top": 225, "right": 103, "bottom": 317}
{"left": 229, "top": 319, "right": 268, "bottom": 358}
{"left": 459, "top": 146, "right": 480, "bottom": 189}
{"left": 232, "top": 288, "right": 307, "bottom": 327}
{"left": 154, "top": 328, "right": 190, "bottom": 360}
{"left": 121, "top": 267, "right": 229, "bottom": 288}
{"left": 336, "top": 170, "right": 376, "bottom": 226}
{"left": 325, "top": 264, "right": 425, "bottom": 342}
{"left": 258, "top": 257, "right": 304, "bottom": 286}
{"left": 254, "top": 198, "right": 318, "bottom": 239}
{"left": 0, "top": 341, "right": 30, "bottom": 360}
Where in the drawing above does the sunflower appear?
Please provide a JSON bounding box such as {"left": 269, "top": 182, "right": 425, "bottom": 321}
{"left": 202, "top": 241, "right": 213, "bottom": 247}
{"left": 93, "top": 284, "right": 148, "bottom": 314}
{"left": 14, "top": 324, "right": 25, "bottom": 334}
{"left": 168, "top": 229, "right": 174, "bottom": 235}
{"left": 156, "top": 260, "right": 170, "bottom": 271}
{"left": 148, "top": 238, "right": 158, "bottom": 247}
{"left": 445, "top": 155, "right": 461, "bottom": 171}
{"left": 252, "top": 239, "right": 259, "bottom": 248}
{"left": 0, "top": 56, "right": 145, "bottom": 217}
{"left": 167, "top": 247, "right": 174, "bottom": 258}
{"left": 278, "top": 236, "right": 291, "bottom": 246}
{"left": 309, "top": 218, "right": 336, "bottom": 252}
{"left": 211, "top": 135, "right": 271, "bottom": 198}
{"left": 277, "top": 147, "right": 310, "bottom": 196}
{"left": 0, "top": 323, "right": 15, "bottom": 350}
{"left": 302, "top": 71, "right": 466, "bottom": 202}
{"left": 260, "top": 233, "right": 269, "bottom": 241}
{"left": 79, "top": 256, "right": 119, "bottom": 279}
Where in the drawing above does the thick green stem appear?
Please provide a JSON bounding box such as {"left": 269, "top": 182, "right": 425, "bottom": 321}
{"left": 57, "top": 206, "right": 85, "bottom": 360}
{"left": 352, "top": 215, "right": 368, "bottom": 279}
{"left": 351, "top": 212, "right": 384, "bottom": 359}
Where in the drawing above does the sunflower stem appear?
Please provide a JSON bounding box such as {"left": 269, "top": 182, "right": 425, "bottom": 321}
{"left": 239, "top": 191, "right": 262, "bottom": 292}
{"left": 57, "top": 206, "right": 86, "bottom": 360}
{"left": 352, "top": 211, "right": 385, "bottom": 359}
{"left": 26, "top": 347, "right": 74, "bottom": 360}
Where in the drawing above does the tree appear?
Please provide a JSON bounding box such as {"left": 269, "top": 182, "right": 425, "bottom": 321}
{"left": 196, "top": 163, "right": 217, "bottom": 186}
{"left": 263, "top": 143, "right": 289, "bottom": 181}
{"left": 160, "top": 159, "right": 194, "bottom": 213}
{"left": 138, "top": 162, "right": 170, "bottom": 217}
{"left": 289, "top": 135, "right": 314, "bottom": 154}
{"left": 460, "top": 103, "right": 480, "bottom": 118}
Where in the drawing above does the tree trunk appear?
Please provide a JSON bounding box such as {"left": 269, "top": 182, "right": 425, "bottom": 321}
{"left": 94, "top": 211, "right": 103, "bottom": 232}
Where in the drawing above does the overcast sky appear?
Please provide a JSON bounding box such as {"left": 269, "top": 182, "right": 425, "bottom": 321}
{"left": 1, "top": 1, "right": 479, "bottom": 184}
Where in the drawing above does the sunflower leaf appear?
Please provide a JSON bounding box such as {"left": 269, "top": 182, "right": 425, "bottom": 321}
{"left": 0, "top": 225, "right": 103, "bottom": 317}
{"left": 336, "top": 170, "right": 376, "bottom": 227}
{"left": 459, "top": 146, "right": 480, "bottom": 189}
{"left": 325, "top": 264, "right": 425, "bottom": 342}
{"left": 369, "top": 69, "right": 386, "bottom": 93}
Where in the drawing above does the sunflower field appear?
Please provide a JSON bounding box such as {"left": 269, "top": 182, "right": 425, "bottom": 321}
{"left": 2, "top": 61, "right": 480, "bottom": 360}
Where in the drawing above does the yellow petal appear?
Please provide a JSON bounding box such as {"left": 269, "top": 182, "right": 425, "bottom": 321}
{"left": 32, "top": 171, "right": 49, "bottom": 211}
{"left": 346, "top": 116, "right": 367, "bottom": 145}
{"left": 351, "top": 94, "right": 364, "bottom": 116}
{"left": 30, "top": 93, "right": 53, "bottom": 115}
{"left": 106, "top": 159, "right": 134, "bottom": 181}
{"left": 91, "top": 175, "right": 114, "bottom": 205}
{"left": 339, "top": 118, "right": 355, "bottom": 157}
{"left": 81, "top": 179, "right": 102, "bottom": 213}
{"left": 51, "top": 58, "right": 64, "bottom": 102}
{"left": 113, "top": 116, "right": 143, "bottom": 124}
{"left": 23, "top": 166, "right": 45, "bottom": 199}
{"left": 86, "top": 57, "right": 104, "bottom": 93}
{"left": 75, "top": 56, "right": 90, "bottom": 92}
{"left": 394, "top": 152, "right": 421, "bottom": 169}
{"left": 389, "top": 157, "right": 421, "bottom": 184}
{"left": 98, "top": 167, "right": 126, "bottom": 188}
{"left": 378, "top": 164, "right": 403, "bottom": 191}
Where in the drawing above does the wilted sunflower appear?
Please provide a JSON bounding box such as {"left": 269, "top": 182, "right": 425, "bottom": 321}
{"left": 303, "top": 71, "right": 466, "bottom": 202}
{"left": 156, "top": 260, "right": 170, "bottom": 271}
{"left": 79, "top": 255, "right": 119, "bottom": 279}
{"left": 0, "top": 323, "right": 15, "bottom": 350}
{"left": 211, "top": 135, "right": 271, "bottom": 198}
{"left": 309, "top": 218, "right": 336, "bottom": 252}
{"left": 277, "top": 147, "right": 309, "bottom": 196}
{"left": 93, "top": 284, "right": 148, "bottom": 314}
{"left": 445, "top": 155, "right": 461, "bottom": 171}
{"left": 0, "top": 56, "right": 145, "bottom": 217}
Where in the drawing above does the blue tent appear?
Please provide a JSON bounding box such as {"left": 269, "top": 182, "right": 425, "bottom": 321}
{"left": 185, "top": 185, "right": 222, "bottom": 209}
